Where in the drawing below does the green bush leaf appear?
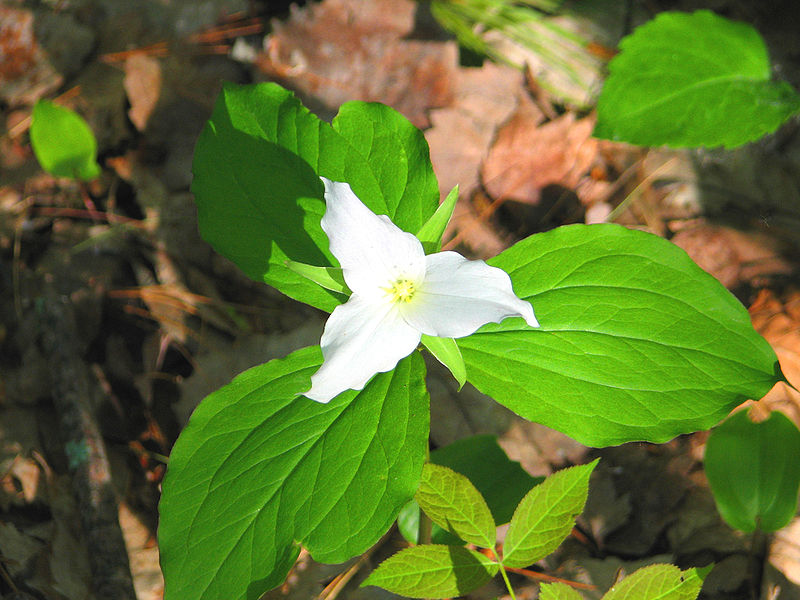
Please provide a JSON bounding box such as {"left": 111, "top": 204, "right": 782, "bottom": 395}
{"left": 30, "top": 100, "right": 101, "bottom": 180}
{"left": 541, "top": 582, "right": 584, "bottom": 600}
{"left": 705, "top": 409, "right": 800, "bottom": 532}
{"left": 415, "top": 464, "right": 496, "bottom": 548}
{"left": 158, "top": 346, "right": 429, "bottom": 600}
{"left": 503, "top": 460, "right": 597, "bottom": 568}
{"left": 458, "top": 224, "right": 781, "bottom": 446}
{"left": 594, "top": 10, "right": 800, "bottom": 148}
{"left": 363, "top": 545, "right": 499, "bottom": 598}
{"left": 398, "top": 435, "right": 540, "bottom": 544}
{"left": 191, "top": 83, "right": 438, "bottom": 312}
{"left": 431, "top": 435, "right": 541, "bottom": 526}
{"left": 602, "top": 564, "right": 703, "bottom": 600}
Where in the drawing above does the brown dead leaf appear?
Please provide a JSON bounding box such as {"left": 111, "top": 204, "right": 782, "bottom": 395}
{"left": 769, "top": 516, "right": 800, "bottom": 587}
{"left": 261, "top": 0, "right": 457, "bottom": 128}
{"left": 8, "top": 454, "right": 41, "bottom": 504}
{"left": 426, "top": 63, "right": 523, "bottom": 202}
{"left": 671, "top": 222, "right": 793, "bottom": 289}
{"left": 749, "top": 288, "right": 800, "bottom": 426}
{"left": 119, "top": 502, "right": 164, "bottom": 600}
{"left": 0, "top": 7, "right": 63, "bottom": 106}
{"left": 497, "top": 419, "right": 587, "bottom": 478}
{"left": 425, "top": 63, "right": 523, "bottom": 257}
{"left": 482, "top": 98, "right": 597, "bottom": 205}
{"left": 123, "top": 53, "right": 162, "bottom": 131}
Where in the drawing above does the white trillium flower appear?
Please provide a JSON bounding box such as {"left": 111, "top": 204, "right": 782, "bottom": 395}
{"left": 305, "top": 178, "right": 539, "bottom": 403}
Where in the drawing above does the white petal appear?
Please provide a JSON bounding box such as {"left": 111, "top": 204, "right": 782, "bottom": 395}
{"left": 305, "top": 294, "right": 422, "bottom": 403}
{"left": 320, "top": 178, "right": 425, "bottom": 296}
{"left": 400, "top": 251, "right": 539, "bottom": 338}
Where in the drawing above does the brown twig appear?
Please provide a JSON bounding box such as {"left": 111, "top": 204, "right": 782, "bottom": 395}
{"left": 36, "top": 282, "right": 137, "bottom": 600}
{"left": 504, "top": 565, "right": 597, "bottom": 591}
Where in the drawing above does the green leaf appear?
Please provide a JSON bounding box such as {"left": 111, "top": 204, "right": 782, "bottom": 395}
{"left": 503, "top": 460, "right": 597, "bottom": 568}
{"left": 601, "top": 564, "right": 703, "bottom": 600}
{"left": 285, "top": 260, "right": 349, "bottom": 294}
{"left": 30, "top": 100, "right": 101, "bottom": 180}
{"left": 421, "top": 335, "right": 467, "bottom": 389}
{"left": 415, "top": 464, "right": 496, "bottom": 548}
{"left": 363, "top": 545, "right": 499, "bottom": 599}
{"left": 332, "top": 101, "right": 439, "bottom": 235}
{"left": 594, "top": 10, "right": 800, "bottom": 149}
{"left": 417, "top": 185, "right": 459, "bottom": 253}
{"left": 705, "top": 409, "right": 800, "bottom": 532}
{"left": 541, "top": 582, "right": 584, "bottom": 600}
{"left": 158, "top": 346, "right": 429, "bottom": 600}
{"left": 431, "top": 435, "right": 541, "bottom": 526}
{"left": 397, "top": 435, "right": 540, "bottom": 544}
{"left": 458, "top": 224, "right": 782, "bottom": 446}
{"left": 191, "top": 83, "right": 438, "bottom": 312}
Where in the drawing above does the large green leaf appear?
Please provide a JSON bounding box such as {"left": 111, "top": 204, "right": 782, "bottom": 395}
{"left": 191, "top": 83, "right": 438, "bottom": 312}
{"left": 363, "top": 545, "right": 499, "bottom": 598}
{"left": 30, "top": 100, "right": 101, "bottom": 180}
{"left": 503, "top": 461, "right": 596, "bottom": 568}
{"left": 158, "top": 346, "right": 429, "bottom": 600}
{"left": 332, "top": 101, "right": 439, "bottom": 234}
{"left": 601, "top": 565, "right": 703, "bottom": 600}
{"left": 705, "top": 409, "right": 800, "bottom": 532}
{"left": 594, "top": 10, "right": 800, "bottom": 148}
{"left": 415, "top": 463, "right": 496, "bottom": 548}
{"left": 458, "top": 224, "right": 781, "bottom": 446}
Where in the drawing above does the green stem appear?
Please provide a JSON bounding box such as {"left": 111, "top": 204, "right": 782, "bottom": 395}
{"left": 498, "top": 563, "right": 517, "bottom": 600}
{"left": 418, "top": 511, "right": 433, "bottom": 545}
{"left": 418, "top": 443, "right": 433, "bottom": 545}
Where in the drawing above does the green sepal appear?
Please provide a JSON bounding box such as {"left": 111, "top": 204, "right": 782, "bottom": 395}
{"left": 421, "top": 334, "right": 467, "bottom": 389}
{"left": 417, "top": 185, "right": 459, "bottom": 254}
{"left": 285, "top": 260, "right": 350, "bottom": 296}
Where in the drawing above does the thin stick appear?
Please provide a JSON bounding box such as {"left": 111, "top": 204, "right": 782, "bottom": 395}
{"left": 36, "top": 283, "right": 137, "bottom": 600}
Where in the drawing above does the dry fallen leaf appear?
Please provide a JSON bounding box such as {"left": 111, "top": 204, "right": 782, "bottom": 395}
{"left": 671, "top": 222, "right": 793, "bottom": 290}
{"left": 119, "top": 502, "right": 164, "bottom": 600}
{"left": 769, "top": 516, "right": 800, "bottom": 588}
{"left": 749, "top": 287, "right": 800, "bottom": 427}
{"left": 425, "top": 62, "right": 523, "bottom": 258}
{"left": 482, "top": 96, "right": 597, "bottom": 205}
{"left": 0, "top": 6, "right": 63, "bottom": 105}
{"left": 123, "top": 53, "right": 162, "bottom": 131}
{"left": 260, "top": 0, "right": 457, "bottom": 128}
{"left": 426, "top": 62, "right": 522, "bottom": 202}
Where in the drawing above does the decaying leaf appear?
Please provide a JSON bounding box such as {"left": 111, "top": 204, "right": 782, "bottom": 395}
{"left": 749, "top": 287, "right": 800, "bottom": 426}
{"left": 426, "top": 62, "right": 522, "bottom": 203}
{"left": 481, "top": 95, "right": 597, "bottom": 205}
{"left": 0, "top": 6, "right": 63, "bottom": 105}
{"left": 260, "top": 0, "right": 457, "bottom": 128}
{"left": 672, "top": 222, "right": 793, "bottom": 289}
{"left": 123, "top": 53, "right": 162, "bottom": 131}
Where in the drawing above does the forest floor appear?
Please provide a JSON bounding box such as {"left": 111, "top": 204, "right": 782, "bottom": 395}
{"left": 1, "top": 0, "right": 800, "bottom": 599}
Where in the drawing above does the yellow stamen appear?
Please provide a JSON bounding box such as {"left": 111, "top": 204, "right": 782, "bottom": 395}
{"left": 385, "top": 279, "right": 416, "bottom": 303}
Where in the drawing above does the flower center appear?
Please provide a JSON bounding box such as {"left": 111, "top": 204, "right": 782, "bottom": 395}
{"left": 385, "top": 278, "right": 416, "bottom": 303}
